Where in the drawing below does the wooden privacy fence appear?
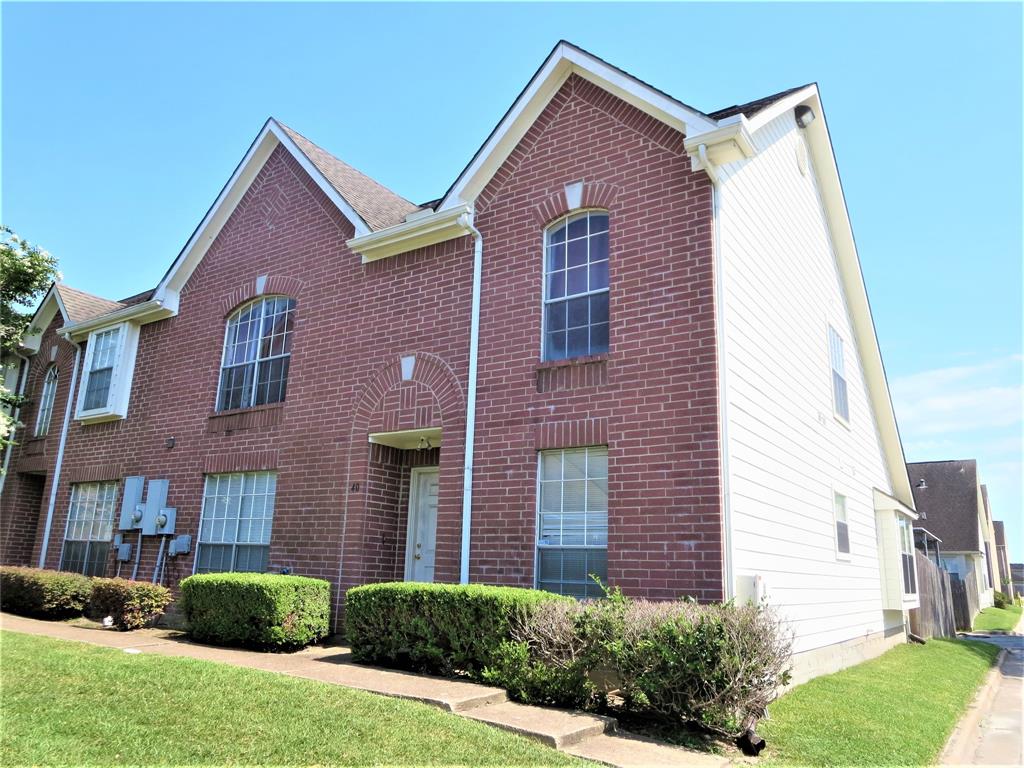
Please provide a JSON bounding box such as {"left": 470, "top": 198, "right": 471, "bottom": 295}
{"left": 949, "top": 567, "right": 980, "bottom": 632}
{"left": 909, "top": 551, "right": 956, "bottom": 639}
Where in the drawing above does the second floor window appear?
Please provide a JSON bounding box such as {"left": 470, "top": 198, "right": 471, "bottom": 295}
{"left": 828, "top": 325, "right": 849, "bottom": 422}
{"left": 35, "top": 366, "right": 59, "bottom": 436}
{"left": 217, "top": 296, "right": 296, "bottom": 411}
{"left": 83, "top": 327, "right": 121, "bottom": 411}
{"left": 543, "top": 211, "right": 609, "bottom": 362}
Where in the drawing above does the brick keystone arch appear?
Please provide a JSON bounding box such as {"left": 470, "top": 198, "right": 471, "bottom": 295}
{"left": 532, "top": 181, "right": 621, "bottom": 227}
{"left": 219, "top": 275, "right": 306, "bottom": 317}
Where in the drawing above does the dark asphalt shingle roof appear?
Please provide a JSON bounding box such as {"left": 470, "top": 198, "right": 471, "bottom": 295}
{"left": 277, "top": 122, "right": 420, "bottom": 232}
{"left": 907, "top": 460, "right": 982, "bottom": 553}
{"left": 56, "top": 284, "right": 126, "bottom": 325}
{"left": 994, "top": 521, "right": 1007, "bottom": 548}
{"left": 707, "top": 84, "right": 813, "bottom": 121}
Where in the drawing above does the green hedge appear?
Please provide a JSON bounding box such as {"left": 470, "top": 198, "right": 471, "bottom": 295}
{"left": 88, "top": 578, "right": 172, "bottom": 630}
{"left": 0, "top": 566, "right": 93, "bottom": 619}
{"left": 180, "top": 573, "right": 330, "bottom": 649}
{"left": 345, "top": 582, "right": 569, "bottom": 677}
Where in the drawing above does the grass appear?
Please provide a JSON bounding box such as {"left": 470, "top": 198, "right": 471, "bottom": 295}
{"left": 0, "top": 630, "right": 584, "bottom": 766}
{"left": 759, "top": 638, "right": 1000, "bottom": 766}
{"left": 973, "top": 603, "right": 1022, "bottom": 632}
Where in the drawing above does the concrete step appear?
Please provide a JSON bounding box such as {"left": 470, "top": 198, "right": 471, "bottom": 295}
{"left": 464, "top": 700, "right": 615, "bottom": 748}
{"left": 566, "top": 732, "right": 732, "bottom": 768}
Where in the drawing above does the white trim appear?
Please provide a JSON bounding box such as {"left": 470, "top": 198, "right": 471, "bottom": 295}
{"left": 59, "top": 299, "right": 170, "bottom": 341}
{"left": 74, "top": 323, "right": 139, "bottom": 423}
{"left": 33, "top": 365, "right": 59, "bottom": 437}
{"left": 347, "top": 204, "right": 472, "bottom": 263}
{"left": 439, "top": 42, "right": 716, "bottom": 212}
{"left": 153, "top": 118, "right": 370, "bottom": 313}
{"left": 21, "top": 284, "right": 67, "bottom": 353}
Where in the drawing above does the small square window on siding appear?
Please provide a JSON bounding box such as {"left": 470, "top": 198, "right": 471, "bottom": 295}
{"left": 537, "top": 446, "right": 608, "bottom": 598}
{"left": 543, "top": 211, "right": 610, "bottom": 362}
{"left": 828, "top": 325, "right": 849, "bottom": 422}
{"left": 834, "top": 492, "right": 850, "bottom": 555}
{"left": 60, "top": 481, "right": 118, "bottom": 577}
{"left": 195, "top": 471, "right": 277, "bottom": 574}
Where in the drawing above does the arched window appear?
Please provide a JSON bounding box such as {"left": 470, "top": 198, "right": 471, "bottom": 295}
{"left": 542, "top": 211, "right": 609, "bottom": 361}
{"left": 35, "top": 366, "right": 59, "bottom": 437}
{"left": 217, "top": 296, "right": 296, "bottom": 412}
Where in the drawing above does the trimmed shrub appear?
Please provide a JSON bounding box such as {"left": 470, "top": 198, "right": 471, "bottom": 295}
{"left": 485, "top": 590, "right": 792, "bottom": 737}
{"left": 346, "top": 582, "right": 569, "bottom": 677}
{"left": 993, "top": 590, "right": 1008, "bottom": 609}
{"left": 180, "top": 573, "right": 330, "bottom": 650}
{"left": 0, "top": 566, "right": 93, "bottom": 619}
{"left": 88, "top": 578, "right": 172, "bottom": 630}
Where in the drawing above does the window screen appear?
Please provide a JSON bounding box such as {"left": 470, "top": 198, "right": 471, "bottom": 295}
{"left": 196, "top": 471, "right": 277, "bottom": 574}
{"left": 834, "top": 492, "right": 850, "bottom": 555}
{"left": 60, "top": 481, "right": 118, "bottom": 576}
{"left": 828, "top": 326, "right": 849, "bottom": 421}
{"left": 83, "top": 328, "right": 121, "bottom": 411}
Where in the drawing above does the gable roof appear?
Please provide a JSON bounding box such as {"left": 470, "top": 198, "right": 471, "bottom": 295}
{"left": 707, "top": 84, "right": 814, "bottom": 121}
{"left": 908, "top": 460, "right": 981, "bottom": 553}
{"left": 994, "top": 521, "right": 1007, "bottom": 547}
{"left": 279, "top": 123, "right": 419, "bottom": 231}
{"left": 55, "top": 284, "right": 126, "bottom": 324}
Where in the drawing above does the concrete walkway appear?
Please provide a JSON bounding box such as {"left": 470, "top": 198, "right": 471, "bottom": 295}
{"left": 941, "top": 612, "right": 1024, "bottom": 766}
{"left": 0, "top": 612, "right": 728, "bottom": 767}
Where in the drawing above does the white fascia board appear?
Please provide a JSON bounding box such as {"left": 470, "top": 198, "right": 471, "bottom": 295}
{"left": 873, "top": 488, "right": 919, "bottom": 520}
{"left": 439, "top": 42, "right": 718, "bottom": 211}
{"left": 20, "top": 285, "right": 67, "bottom": 353}
{"left": 683, "top": 120, "right": 757, "bottom": 168}
{"left": 153, "top": 119, "right": 370, "bottom": 309}
{"left": 58, "top": 300, "right": 172, "bottom": 341}
{"left": 800, "top": 91, "right": 916, "bottom": 510}
{"left": 744, "top": 85, "right": 819, "bottom": 133}
{"left": 347, "top": 204, "right": 473, "bottom": 263}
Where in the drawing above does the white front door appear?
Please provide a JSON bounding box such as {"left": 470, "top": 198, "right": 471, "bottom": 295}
{"left": 405, "top": 467, "right": 439, "bottom": 582}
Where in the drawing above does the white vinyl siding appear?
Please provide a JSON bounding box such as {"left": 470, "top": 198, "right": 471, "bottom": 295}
{"left": 195, "top": 472, "right": 277, "bottom": 573}
{"left": 60, "top": 481, "right": 118, "bottom": 576}
{"left": 536, "top": 446, "right": 608, "bottom": 598}
{"left": 716, "top": 110, "right": 900, "bottom": 655}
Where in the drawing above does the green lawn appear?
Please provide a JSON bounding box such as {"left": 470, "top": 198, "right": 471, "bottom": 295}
{"left": 760, "top": 639, "right": 1000, "bottom": 766}
{"left": 973, "top": 603, "right": 1022, "bottom": 632}
{"left": 0, "top": 630, "right": 583, "bottom": 766}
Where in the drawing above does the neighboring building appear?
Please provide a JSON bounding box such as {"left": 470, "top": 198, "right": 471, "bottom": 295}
{"left": 908, "top": 460, "right": 996, "bottom": 612}
{"left": 1012, "top": 563, "right": 1024, "bottom": 598}
{"left": 993, "top": 521, "right": 1013, "bottom": 598}
{"left": 0, "top": 41, "right": 920, "bottom": 683}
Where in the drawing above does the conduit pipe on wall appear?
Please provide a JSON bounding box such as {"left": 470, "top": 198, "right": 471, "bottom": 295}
{"left": 0, "top": 351, "right": 31, "bottom": 498}
{"left": 38, "top": 339, "right": 82, "bottom": 569}
{"left": 457, "top": 212, "right": 483, "bottom": 585}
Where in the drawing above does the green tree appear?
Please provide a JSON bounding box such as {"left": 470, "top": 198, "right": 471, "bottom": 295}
{"left": 1, "top": 225, "right": 60, "bottom": 455}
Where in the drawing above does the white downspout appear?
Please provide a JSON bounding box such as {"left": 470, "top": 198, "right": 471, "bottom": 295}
{"left": 699, "top": 143, "right": 735, "bottom": 601}
{"left": 458, "top": 212, "right": 483, "bottom": 585}
{"left": 38, "top": 338, "right": 81, "bottom": 568}
{"left": 0, "top": 351, "right": 31, "bottom": 497}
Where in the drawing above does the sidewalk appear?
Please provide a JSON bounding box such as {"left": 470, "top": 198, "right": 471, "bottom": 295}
{"left": 0, "top": 612, "right": 728, "bottom": 768}
{"left": 941, "top": 611, "right": 1024, "bottom": 766}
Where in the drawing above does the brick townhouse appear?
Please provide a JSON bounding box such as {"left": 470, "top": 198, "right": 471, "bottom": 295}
{"left": 1, "top": 42, "right": 920, "bottom": 681}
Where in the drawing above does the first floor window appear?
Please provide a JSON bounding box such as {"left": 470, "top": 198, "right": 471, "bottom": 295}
{"left": 898, "top": 517, "right": 916, "bottom": 595}
{"left": 537, "top": 446, "right": 608, "bottom": 598}
{"left": 60, "top": 481, "right": 118, "bottom": 576}
{"left": 83, "top": 327, "right": 122, "bottom": 411}
{"left": 834, "top": 492, "right": 850, "bottom": 555}
{"left": 196, "top": 471, "right": 277, "bottom": 573}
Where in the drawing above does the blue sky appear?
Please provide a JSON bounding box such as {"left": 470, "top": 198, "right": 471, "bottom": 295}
{"left": 3, "top": 3, "right": 1021, "bottom": 560}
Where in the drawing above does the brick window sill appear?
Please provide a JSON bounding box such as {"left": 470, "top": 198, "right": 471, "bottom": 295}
{"left": 207, "top": 402, "right": 286, "bottom": 434}
{"left": 535, "top": 353, "right": 610, "bottom": 372}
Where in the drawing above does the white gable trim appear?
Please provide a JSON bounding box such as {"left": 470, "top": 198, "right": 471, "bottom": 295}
{"left": 438, "top": 41, "right": 718, "bottom": 211}
{"left": 152, "top": 119, "right": 370, "bottom": 313}
{"left": 21, "top": 284, "right": 69, "bottom": 353}
{"left": 733, "top": 86, "right": 916, "bottom": 509}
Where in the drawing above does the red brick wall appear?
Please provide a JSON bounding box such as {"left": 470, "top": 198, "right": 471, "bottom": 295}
{"left": 3, "top": 72, "right": 723, "bottom": 617}
{"left": 469, "top": 75, "right": 722, "bottom": 600}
